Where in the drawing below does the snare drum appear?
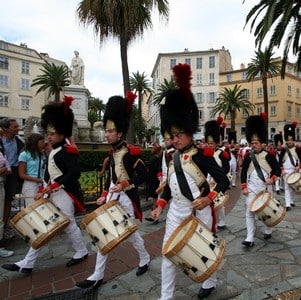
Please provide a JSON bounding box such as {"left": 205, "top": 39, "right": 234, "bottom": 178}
{"left": 287, "top": 172, "right": 301, "bottom": 193}
{"left": 209, "top": 182, "right": 229, "bottom": 210}
{"left": 10, "top": 198, "right": 70, "bottom": 249}
{"left": 162, "top": 215, "right": 226, "bottom": 283}
{"left": 249, "top": 191, "right": 286, "bottom": 227}
{"left": 80, "top": 200, "right": 138, "bottom": 255}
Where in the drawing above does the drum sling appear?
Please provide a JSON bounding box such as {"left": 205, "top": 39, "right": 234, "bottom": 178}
{"left": 286, "top": 148, "right": 297, "bottom": 167}
{"left": 250, "top": 151, "right": 266, "bottom": 183}
{"left": 173, "top": 150, "right": 194, "bottom": 201}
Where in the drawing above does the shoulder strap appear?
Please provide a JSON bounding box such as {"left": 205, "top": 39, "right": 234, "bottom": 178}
{"left": 250, "top": 151, "right": 266, "bottom": 183}
{"left": 173, "top": 150, "right": 194, "bottom": 201}
{"left": 286, "top": 148, "right": 297, "bottom": 167}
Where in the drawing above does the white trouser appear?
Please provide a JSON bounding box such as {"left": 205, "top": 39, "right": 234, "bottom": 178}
{"left": 217, "top": 206, "right": 226, "bottom": 227}
{"left": 245, "top": 190, "right": 272, "bottom": 242}
{"left": 160, "top": 200, "right": 217, "bottom": 300}
{"left": 229, "top": 159, "right": 237, "bottom": 186}
{"left": 283, "top": 172, "right": 296, "bottom": 207}
{"left": 87, "top": 190, "right": 150, "bottom": 281}
{"left": 16, "top": 189, "right": 88, "bottom": 269}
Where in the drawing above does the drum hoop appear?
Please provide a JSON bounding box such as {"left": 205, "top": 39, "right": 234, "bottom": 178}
{"left": 162, "top": 216, "right": 199, "bottom": 257}
{"left": 249, "top": 191, "right": 271, "bottom": 212}
{"left": 264, "top": 206, "right": 286, "bottom": 227}
{"left": 80, "top": 200, "right": 118, "bottom": 228}
{"left": 287, "top": 172, "right": 301, "bottom": 184}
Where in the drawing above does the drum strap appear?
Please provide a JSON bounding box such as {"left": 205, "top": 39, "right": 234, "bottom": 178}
{"left": 250, "top": 151, "right": 266, "bottom": 183}
{"left": 173, "top": 150, "right": 194, "bottom": 201}
{"left": 286, "top": 148, "right": 297, "bottom": 167}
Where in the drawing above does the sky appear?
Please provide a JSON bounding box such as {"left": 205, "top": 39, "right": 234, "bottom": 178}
{"left": 0, "top": 0, "right": 286, "bottom": 102}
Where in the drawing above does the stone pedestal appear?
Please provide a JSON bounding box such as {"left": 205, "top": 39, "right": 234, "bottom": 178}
{"left": 63, "top": 85, "right": 91, "bottom": 142}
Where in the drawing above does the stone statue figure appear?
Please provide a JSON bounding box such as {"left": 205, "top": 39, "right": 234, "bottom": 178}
{"left": 70, "top": 50, "right": 85, "bottom": 85}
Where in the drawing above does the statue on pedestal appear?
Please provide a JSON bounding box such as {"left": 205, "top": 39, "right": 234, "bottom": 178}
{"left": 70, "top": 50, "right": 85, "bottom": 85}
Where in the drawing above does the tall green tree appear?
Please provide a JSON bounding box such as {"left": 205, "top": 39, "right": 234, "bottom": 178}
{"left": 246, "top": 47, "right": 280, "bottom": 141}
{"left": 31, "top": 62, "right": 70, "bottom": 101}
{"left": 130, "top": 71, "right": 152, "bottom": 144}
{"left": 152, "top": 78, "right": 177, "bottom": 106}
{"left": 211, "top": 84, "right": 255, "bottom": 131}
{"left": 88, "top": 97, "right": 105, "bottom": 127}
{"left": 244, "top": 0, "right": 301, "bottom": 77}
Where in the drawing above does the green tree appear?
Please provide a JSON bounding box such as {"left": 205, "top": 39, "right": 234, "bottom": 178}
{"left": 130, "top": 71, "right": 152, "bottom": 144}
{"left": 76, "top": 0, "right": 169, "bottom": 142}
{"left": 31, "top": 62, "right": 70, "bottom": 101}
{"left": 152, "top": 78, "right": 176, "bottom": 106}
{"left": 88, "top": 97, "right": 105, "bottom": 127}
{"left": 246, "top": 47, "right": 280, "bottom": 141}
{"left": 211, "top": 84, "right": 255, "bottom": 131}
{"left": 244, "top": 0, "right": 301, "bottom": 77}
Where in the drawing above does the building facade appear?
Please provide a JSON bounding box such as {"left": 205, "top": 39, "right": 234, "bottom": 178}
{"left": 220, "top": 61, "right": 301, "bottom": 143}
{"left": 0, "top": 40, "right": 66, "bottom": 135}
{"left": 148, "top": 47, "right": 233, "bottom": 143}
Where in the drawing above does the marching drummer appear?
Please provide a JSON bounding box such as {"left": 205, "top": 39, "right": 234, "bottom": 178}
{"left": 151, "top": 63, "right": 229, "bottom": 300}
{"left": 241, "top": 113, "right": 281, "bottom": 247}
{"left": 2, "top": 96, "right": 89, "bottom": 274}
{"left": 75, "top": 91, "right": 150, "bottom": 289}
{"left": 279, "top": 122, "right": 301, "bottom": 210}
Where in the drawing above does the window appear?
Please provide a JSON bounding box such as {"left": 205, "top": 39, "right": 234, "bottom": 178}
{"left": 270, "top": 85, "right": 276, "bottom": 95}
{"left": 0, "top": 42, "right": 8, "bottom": 50}
{"left": 0, "top": 56, "right": 8, "bottom": 69}
{"left": 21, "top": 61, "right": 30, "bottom": 74}
{"left": 288, "top": 85, "right": 292, "bottom": 96}
{"left": 209, "top": 56, "right": 215, "bottom": 68}
{"left": 0, "top": 74, "right": 8, "bottom": 87}
{"left": 287, "top": 65, "right": 293, "bottom": 73}
{"left": 196, "top": 74, "right": 202, "bottom": 85}
{"left": 21, "top": 96, "right": 30, "bottom": 110}
{"left": 297, "top": 88, "right": 300, "bottom": 98}
{"left": 271, "top": 105, "right": 276, "bottom": 116}
{"left": 196, "top": 92, "right": 203, "bottom": 104}
{"left": 0, "top": 93, "right": 9, "bottom": 107}
{"left": 257, "top": 106, "right": 263, "bottom": 114}
{"left": 209, "top": 73, "right": 215, "bottom": 85}
{"left": 208, "top": 92, "right": 216, "bottom": 103}
{"left": 241, "top": 89, "right": 249, "bottom": 99}
{"left": 256, "top": 87, "right": 263, "bottom": 97}
{"left": 296, "top": 106, "right": 301, "bottom": 118}
{"left": 21, "top": 78, "right": 30, "bottom": 90}
{"left": 199, "top": 110, "right": 204, "bottom": 120}
{"left": 226, "top": 74, "right": 232, "bottom": 82}
{"left": 242, "top": 111, "right": 248, "bottom": 118}
{"left": 242, "top": 71, "right": 248, "bottom": 80}
{"left": 196, "top": 57, "right": 202, "bottom": 69}
{"left": 170, "top": 59, "right": 176, "bottom": 70}
{"left": 185, "top": 58, "right": 191, "bottom": 65}
{"left": 288, "top": 105, "right": 292, "bottom": 116}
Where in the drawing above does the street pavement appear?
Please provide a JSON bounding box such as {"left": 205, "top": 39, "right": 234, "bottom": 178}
{"left": 0, "top": 183, "right": 301, "bottom": 299}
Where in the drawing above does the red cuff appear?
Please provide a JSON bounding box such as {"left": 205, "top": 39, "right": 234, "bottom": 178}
{"left": 207, "top": 191, "right": 217, "bottom": 200}
{"left": 120, "top": 181, "right": 129, "bottom": 188}
{"left": 241, "top": 183, "right": 247, "bottom": 189}
{"left": 156, "top": 199, "right": 167, "bottom": 209}
{"left": 50, "top": 182, "right": 60, "bottom": 190}
{"left": 271, "top": 175, "right": 277, "bottom": 181}
{"left": 101, "top": 191, "right": 108, "bottom": 197}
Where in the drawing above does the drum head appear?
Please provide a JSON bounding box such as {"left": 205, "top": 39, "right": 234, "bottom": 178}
{"left": 250, "top": 191, "right": 270, "bottom": 212}
{"left": 287, "top": 172, "right": 301, "bottom": 184}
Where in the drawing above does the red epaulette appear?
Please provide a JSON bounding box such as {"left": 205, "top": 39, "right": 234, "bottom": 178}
{"left": 127, "top": 144, "right": 142, "bottom": 156}
{"left": 222, "top": 150, "right": 230, "bottom": 160}
{"left": 268, "top": 149, "right": 276, "bottom": 156}
{"left": 64, "top": 144, "right": 79, "bottom": 155}
{"left": 203, "top": 147, "right": 214, "bottom": 157}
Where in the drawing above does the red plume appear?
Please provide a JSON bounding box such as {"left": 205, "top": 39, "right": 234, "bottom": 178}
{"left": 173, "top": 63, "right": 192, "bottom": 101}
{"left": 260, "top": 112, "right": 267, "bottom": 120}
{"left": 292, "top": 121, "right": 298, "bottom": 128}
{"left": 125, "top": 90, "right": 137, "bottom": 112}
{"left": 217, "top": 116, "right": 223, "bottom": 126}
{"left": 63, "top": 95, "right": 74, "bottom": 115}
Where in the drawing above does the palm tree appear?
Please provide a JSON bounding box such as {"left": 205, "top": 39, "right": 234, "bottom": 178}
{"left": 152, "top": 78, "right": 177, "bottom": 106}
{"left": 211, "top": 84, "right": 255, "bottom": 131}
{"left": 31, "top": 62, "right": 70, "bottom": 101}
{"left": 130, "top": 71, "right": 153, "bottom": 144}
{"left": 246, "top": 47, "right": 281, "bottom": 141}
{"left": 88, "top": 97, "right": 105, "bottom": 127}
{"left": 76, "top": 0, "right": 169, "bottom": 96}
{"left": 244, "top": 0, "right": 301, "bottom": 77}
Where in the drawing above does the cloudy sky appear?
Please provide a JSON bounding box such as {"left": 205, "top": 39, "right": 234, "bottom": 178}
{"left": 0, "top": 0, "right": 283, "bottom": 102}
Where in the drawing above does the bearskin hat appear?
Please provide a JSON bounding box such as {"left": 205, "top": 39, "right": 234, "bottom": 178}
{"left": 228, "top": 131, "right": 237, "bottom": 144}
{"left": 160, "top": 64, "right": 199, "bottom": 136}
{"left": 103, "top": 91, "right": 136, "bottom": 136}
{"left": 245, "top": 113, "right": 267, "bottom": 143}
{"left": 284, "top": 122, "right": 297, "bottom": 141}
{"left": 41, "top": 96, "right": 74, "bottom": 138}
{"left": 205, "top": 120, "right": 220, "bottom": 144}
{"left": 274, "top": 132, "right": 283, "bottom": 146}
